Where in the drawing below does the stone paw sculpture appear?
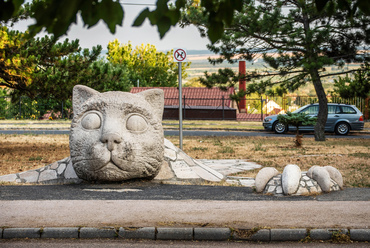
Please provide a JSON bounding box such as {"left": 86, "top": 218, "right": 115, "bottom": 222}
{"left": 255, "top": 164, "right": 343, "bottom": 196}
{"left": 69, "top": 85, "right": 165, "bottom": 182}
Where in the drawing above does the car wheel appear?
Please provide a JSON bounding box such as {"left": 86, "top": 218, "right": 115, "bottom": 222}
{"left": 335, "top": 122, "right": 350, "bottom": 135}
{"left": 273, "top": 121, "right": 287, "bottom": 134}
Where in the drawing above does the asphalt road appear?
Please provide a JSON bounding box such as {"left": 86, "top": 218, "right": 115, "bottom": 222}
{"left": 1, "top": 184, "right": 369, "bottom": 201}
{"left": 1, "top": 129, "right": 369, "bottom": 138}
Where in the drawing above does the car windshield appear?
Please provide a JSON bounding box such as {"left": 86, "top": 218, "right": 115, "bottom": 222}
{"left": 292, "top": 105, "right": 311, "bottom": 113}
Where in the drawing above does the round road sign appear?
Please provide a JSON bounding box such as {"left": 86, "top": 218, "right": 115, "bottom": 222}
{"left": 174, "top": 48, "right": 187, "bottom": 62}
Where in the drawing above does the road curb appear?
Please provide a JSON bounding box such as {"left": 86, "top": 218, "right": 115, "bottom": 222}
{"left": 1, "top": 227, "right": 369, "bottom": 242}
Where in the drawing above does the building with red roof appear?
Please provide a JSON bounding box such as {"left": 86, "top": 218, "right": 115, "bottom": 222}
{"left": 130, "top": 87, "right": 237, "bottom": 120}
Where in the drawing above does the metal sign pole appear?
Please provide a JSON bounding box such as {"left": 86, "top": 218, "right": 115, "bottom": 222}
{"left": 178, "top": 62, "right": 183, "bottom": 150}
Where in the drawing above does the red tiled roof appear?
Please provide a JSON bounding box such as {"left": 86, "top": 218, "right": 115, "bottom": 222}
{"left": 130, "top": 87, "right": 234, "bottom": 107}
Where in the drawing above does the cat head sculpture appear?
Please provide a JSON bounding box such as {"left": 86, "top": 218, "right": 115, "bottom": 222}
{"left": 69, "top": 85, "right": 164, "bottom": 182}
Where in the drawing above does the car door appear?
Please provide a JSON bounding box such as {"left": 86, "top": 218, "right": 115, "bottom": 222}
{"left": 325, "top": 105, "right": 340, "bottom": 131}
{"left": 298, "top": 105, "right": 318, "bottom": 131}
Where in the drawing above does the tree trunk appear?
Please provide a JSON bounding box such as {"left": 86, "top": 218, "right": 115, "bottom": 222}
{"left": 310, "top": 69, "right": 328, "bottom": 141}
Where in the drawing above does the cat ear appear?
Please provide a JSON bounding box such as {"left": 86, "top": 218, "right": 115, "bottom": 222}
{"left": 137, "top": 89, "right": 164, "bottom": 120}
{"left": 72, "top": 85, "right": 99, "bottom": 115}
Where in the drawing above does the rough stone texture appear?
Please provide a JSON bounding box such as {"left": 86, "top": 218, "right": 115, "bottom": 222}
{"left": 80, "top": 227, "right": 117, "bottom": 238}
{"left": 157, "top": 228, "right": 193, "bottom": 240}
{"left": 255, "top": 167, "right": 279, "bottom": 193}
{"left": 282, "top": 164, "right": 301, "bottom": 195}
{"left": 194, "top": 228, "right": 231, "bottom": 241}
{"left": 324, "top": 166, "right": 344, "bottom": 189}
{"left": 41, "top": 227, "right": 79, "bottom": 239}
{"left": 312, "top": 166, "right": 331, "bottom": 192}
{"left": 69, "top": 85, "right": 164, "bottom": 182}
{"left": 270, "top": 229, "right": 307, "bottom": 241}
{"left": 3, "top": 228, "right": 40, "bottom": 239}
{"left": 119, "top": 227, "right": 155, "bottom": 239}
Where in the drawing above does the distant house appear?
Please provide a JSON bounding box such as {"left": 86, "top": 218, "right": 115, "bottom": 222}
{"left": 130, "top": 87, "right": 237, "bottom": 120}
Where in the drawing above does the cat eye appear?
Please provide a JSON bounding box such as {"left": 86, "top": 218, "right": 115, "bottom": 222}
{"left": 126, "top": 115, "right": 148, "bottom": 132}
{"left": 81, "top": 112, "right": 101, "bottom": 130}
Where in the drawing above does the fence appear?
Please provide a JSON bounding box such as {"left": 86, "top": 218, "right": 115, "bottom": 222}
{"left": 0, "top": 96, "right": 70, "bottom": 120}
{"left": 0, "top": 95, "right": 368, "bottom": 121}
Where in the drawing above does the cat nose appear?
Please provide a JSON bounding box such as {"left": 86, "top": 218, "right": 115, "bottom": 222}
{"left": 101, "top": 133, "right": 122, "bottom": 151}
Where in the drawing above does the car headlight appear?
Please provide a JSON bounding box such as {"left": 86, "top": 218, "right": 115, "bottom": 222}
{"left": 264, "top": 118, "right": 272, "bottom": 122}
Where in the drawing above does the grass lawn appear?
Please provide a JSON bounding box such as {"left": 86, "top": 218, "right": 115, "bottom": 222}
{"left": 0, "top": 133, "right": 369, "bottom": 187}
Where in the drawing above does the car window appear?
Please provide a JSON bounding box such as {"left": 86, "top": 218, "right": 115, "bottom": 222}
{"left": 300, "top": 105, "right": 318, "bottom": 114}
{"left": 340, "top": 106, "right": 356, "bottom": 114}
{"left": 328, "top": 105, "right": 338, "bottom": 114}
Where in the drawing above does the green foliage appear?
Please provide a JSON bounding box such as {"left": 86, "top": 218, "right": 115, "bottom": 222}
{"left": 278, "top": 112, "right": 317, "bottom": 129}
{"left": 107, "top": 40, "right": 190, "bottom": 87}
{"left": 1, "top": 0, "right": 369, "bottom": 45}
{"left": 333, "top": 63, "right": 370, "bottom": 99}
{"left": 1, "top": 24, "right": 132, "bottom": 102}
{"left": 278, "top": 112, "right": 317, "bottom": 146}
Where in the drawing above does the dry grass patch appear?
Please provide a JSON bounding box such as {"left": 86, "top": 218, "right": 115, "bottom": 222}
{"left": 0, "top": 134, "right": 70, "bottom": 175}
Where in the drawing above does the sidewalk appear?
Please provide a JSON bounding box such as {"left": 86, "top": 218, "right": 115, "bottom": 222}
{"left": 1, "top": 199, "right": 369, "bottom": 241}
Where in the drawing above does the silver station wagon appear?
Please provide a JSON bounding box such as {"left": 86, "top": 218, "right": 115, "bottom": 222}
{"left": 263, "top": 103, "right": 364, "bottom": 135}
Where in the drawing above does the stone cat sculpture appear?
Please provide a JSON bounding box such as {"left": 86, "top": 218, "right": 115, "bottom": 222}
{"left": 69, "top": 85, "right": 164, "bottom": 181}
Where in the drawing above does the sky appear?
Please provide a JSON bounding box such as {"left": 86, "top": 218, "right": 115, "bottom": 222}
{"left": 14, "top": 1, "right": 211, "bottom": 53}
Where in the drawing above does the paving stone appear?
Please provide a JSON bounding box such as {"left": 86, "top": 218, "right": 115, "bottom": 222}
{"left": 225, "top": 179, "right": 240, "bottom": 185}
{"left": 41, "top": 227, "right": 79, "bottom": 238}
{"left": 157, "top": 228, "right": 193, "bottom": 240}
{"left": 118, "top": 227, "right": 155, "bottom": 239}
{"left": 18, "top": 171, "right": 39, "bottom": 183}
{"left": 0, "top": 174, "right": 17, "bottom": 182}
{"left": 194, "top": 160, "right": 224, "bottom": 180}
{"left": 39, "top": 170, "right": 58, "bottom": 182}
{"left": 295, "top": 187, "right": 309, "bottom": 195}
{"left": 50, "top": 162, "right": 59, "bottom": 170}
{"left": 267, "top": 186, "right": 276, "bottom": 193}
{"left": 3, "top": 228, "right": 41, "bottom": 239}
{"left": 276, "top": 186, "right": 283, "bottom": 194}
{"left": 171, "top": 161, "right": 200, "bottom": 179}
{"left": 80, "top": 227, "right": 117, "bottom": 238}
{"left": 250, "top": 229, "right": 270, "bottom": 241}
{"left": 350, "top": 229, "right": 370, "bottom": 241}
{"left": 164, "top": 148, "right": 177, "bottom": 161}
{"left": 64, "top": 160, "right": 79, "bottom": 179}
{"left": 177, "top": 151, "right": 196, "bottom": 166}
{"left": 57, "top": 164, "right": 66, "bottom": 175}
{"left": 239, "top": 179, "right": 255, "bottom": 187}
{"left": 192, "top": 166, "right": 222, "bottom": 182}
{"left": 164, "top": 138, "right": 178, "bottom": 151}
{"left": 194, "top": 228, "right": 231, "bottom": 241}
{"left": 270, "top": 229, "right": 307, "bottom": 241}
